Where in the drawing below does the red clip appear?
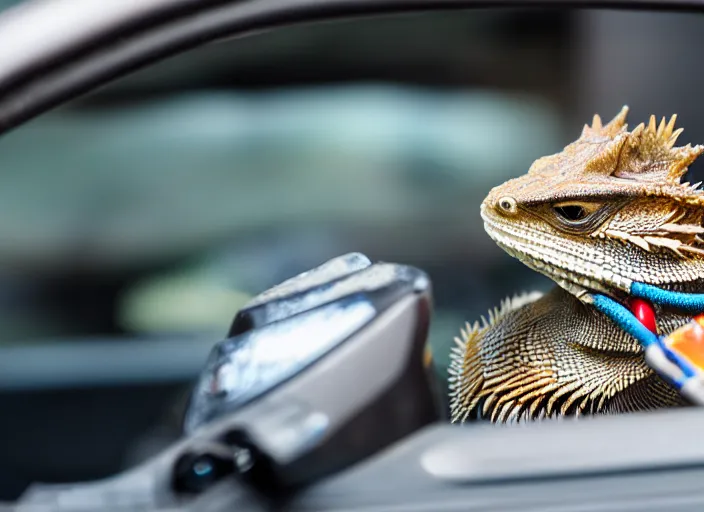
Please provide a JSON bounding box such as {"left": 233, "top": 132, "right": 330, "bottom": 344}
{"left": 629, "top": 298, "right": 657, "bottom": 334}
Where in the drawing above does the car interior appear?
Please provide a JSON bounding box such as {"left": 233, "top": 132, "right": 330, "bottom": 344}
{"left": 2, "top": 0, "right": 704, "bottom": 508}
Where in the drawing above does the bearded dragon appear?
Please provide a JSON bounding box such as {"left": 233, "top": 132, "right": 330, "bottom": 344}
{"left": 449, "top": 106, "right": 704, "bottom": 424}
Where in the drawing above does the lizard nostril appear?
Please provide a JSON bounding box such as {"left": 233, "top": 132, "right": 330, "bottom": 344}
{"left": 497, "top": 197, "right": 518, "bottom": 215}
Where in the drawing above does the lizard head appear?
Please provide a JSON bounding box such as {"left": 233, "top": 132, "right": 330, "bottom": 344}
{"left": 449, "top": 109, "right": 704, "bottom": 424}
{"left": 482, "top": 106, "right": 704, "bottom": 300}
{"left": 448, "top": 109, "right": 702, "bottom": 424}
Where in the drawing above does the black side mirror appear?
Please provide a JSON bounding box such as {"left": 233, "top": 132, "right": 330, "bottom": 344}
{"left": 19, "top": 253, "right": 441, "bottom": 509}
{"left": 181, "top": 253, "right": 441, "bottom": 492}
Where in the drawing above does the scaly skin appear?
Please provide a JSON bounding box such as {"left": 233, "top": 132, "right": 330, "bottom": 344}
{"left": 449, "top": 107, "right": 704, "bottom": 423}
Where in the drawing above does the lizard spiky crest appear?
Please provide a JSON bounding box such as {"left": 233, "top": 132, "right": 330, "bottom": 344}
{"left": 569, "top": 107, "right": 704, "bottom": 259}
{"left": 580, "top": 104, "right": 630, "bottom": 139}
{"left": 579, "top": 106, "right": 704, "bottom": 191}
{"left": 490, "top": 106, "right": 704, "bottom": 211}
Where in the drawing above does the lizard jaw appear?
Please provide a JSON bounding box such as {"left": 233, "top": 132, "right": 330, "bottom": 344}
{"left": 483, "top": 222, "right": 627, "bottom": 300}
{"left": 480, "top": 204, "right": 632, "bottom": 301}
{"left": 501, "top": 244, "right": 604, "bottom": 298}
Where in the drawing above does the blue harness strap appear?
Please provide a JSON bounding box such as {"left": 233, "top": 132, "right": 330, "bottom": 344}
{"left": 630, "top": 282, "right": 704, "bottom": 314}
{"left": 590, "top": 281, "right": 704, "bottom": 403}
{"left": 590, "top": 294, "right": 659, "bottom": 347}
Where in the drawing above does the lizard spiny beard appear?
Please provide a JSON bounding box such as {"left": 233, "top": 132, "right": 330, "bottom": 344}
{"left": 448, "top": 287, "right": 689, "bottom": 424}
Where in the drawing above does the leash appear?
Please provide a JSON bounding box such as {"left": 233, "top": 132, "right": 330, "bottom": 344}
{"left": 587, "top": 284, "right": 704, "bottom": 405}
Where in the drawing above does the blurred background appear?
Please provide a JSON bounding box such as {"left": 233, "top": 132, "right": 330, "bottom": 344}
{"left": 0, "top": 0, "right": 703, "bottom": 500}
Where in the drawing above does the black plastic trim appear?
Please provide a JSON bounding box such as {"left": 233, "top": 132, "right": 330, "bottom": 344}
{"left": 0, "top": 0, "right": 703, "bottom": 135}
